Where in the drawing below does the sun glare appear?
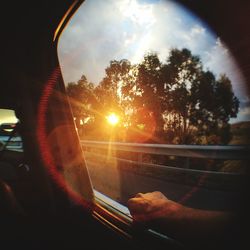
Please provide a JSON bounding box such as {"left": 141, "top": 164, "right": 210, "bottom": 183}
{"left": 106, "top": 113, "right": 119, "bottom": 126}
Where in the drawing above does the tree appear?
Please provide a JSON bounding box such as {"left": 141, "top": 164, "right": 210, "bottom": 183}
{"left": 68, "top": 48, "right": 239, "bottom": 145}
{"left": 94, "top": 59, "right": 132, "bottom": 110}
{"left": 121, "top": 53, "right": 167, "bottom": 142}
{"left": 162, "top": 48, "right": 203, "bottom": 143}
{"left": 162, "top": 48, "right": 239, "bottom": 144}
{"left": 213, "top": 74, "right": 239, "bottom": 144}
{"left": 66, "top": 75, "right": 96, "bottom": 136}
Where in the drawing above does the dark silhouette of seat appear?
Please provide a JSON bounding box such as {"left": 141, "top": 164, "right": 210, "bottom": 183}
{"left": 0, "top": 178, "right": 24, "bottom": 216}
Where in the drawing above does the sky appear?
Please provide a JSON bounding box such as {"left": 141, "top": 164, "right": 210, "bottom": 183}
{"left": 57, "top": 0, "right": 250, "bottom": 123}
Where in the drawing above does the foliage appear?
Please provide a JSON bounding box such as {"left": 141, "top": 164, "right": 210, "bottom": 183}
{"left": 66, "top": 75, "right": 96, "bottom": 136}
{"left": 66, "top": 48, "right": 239, "bottom": 144}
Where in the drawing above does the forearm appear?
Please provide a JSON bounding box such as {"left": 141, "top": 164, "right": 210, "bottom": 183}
{"left": 128, "top": 192, "right": 239, "bottom": 247}
{"left": 154, "top": 206, "right": 236, "bottom": 246}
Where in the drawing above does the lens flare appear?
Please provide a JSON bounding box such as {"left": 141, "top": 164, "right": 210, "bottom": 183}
{"left": 106, "top": 113, "right": 119, "bottom": 126}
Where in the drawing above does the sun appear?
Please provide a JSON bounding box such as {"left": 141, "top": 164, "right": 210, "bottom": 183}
{"left": 106, "top": 113, "right": 119, "bottom": 126}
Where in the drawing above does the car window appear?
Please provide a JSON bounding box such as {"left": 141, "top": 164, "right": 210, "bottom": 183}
{"left": 0, "top": 109, "right": 22, "bottom": 152}
{"left": 57, "top": 0, "right": 248, "bottom": 214}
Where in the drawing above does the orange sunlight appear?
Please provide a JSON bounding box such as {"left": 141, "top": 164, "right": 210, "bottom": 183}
{"left": 106, "top": 113, "right": 119, "bottom": 126}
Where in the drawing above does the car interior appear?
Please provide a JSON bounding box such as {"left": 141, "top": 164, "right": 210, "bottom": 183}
{"left": 0, "top": 1, "right": 249, "bottom": 249}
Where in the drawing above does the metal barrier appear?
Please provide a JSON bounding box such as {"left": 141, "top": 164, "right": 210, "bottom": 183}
{"left": 81, "top": 140, "right": 249, "bottom": 160}
{"left": 81, "top": 140, "right": 248, "bottom": 208}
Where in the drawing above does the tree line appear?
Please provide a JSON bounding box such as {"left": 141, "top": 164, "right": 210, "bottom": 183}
{"left": 66, "top": 48, "right": 239, "bottom": 144}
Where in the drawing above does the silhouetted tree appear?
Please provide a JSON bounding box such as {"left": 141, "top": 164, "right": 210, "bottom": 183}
{"left": 163, "top": 48, "right": 203, "bottom": 143}
{"left": 67, "top": 48, "right": 239, "bottom": 144}
{"left": 66, "top": 75, "right": 96, "bottom": 135}
{"left": 162, "top": 49, "right": 239, "bottom": 144}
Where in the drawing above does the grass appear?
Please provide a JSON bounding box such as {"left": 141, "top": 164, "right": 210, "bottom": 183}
{"left": 229, "top": 121, "right": 250, "bottom": 145}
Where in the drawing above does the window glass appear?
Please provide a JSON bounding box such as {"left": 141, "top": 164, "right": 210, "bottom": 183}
{"left": 0, "top": 109, "right": 22, "bottom": 152}
{"left": 58, "top": 0, "right": 249, "bottom": 212}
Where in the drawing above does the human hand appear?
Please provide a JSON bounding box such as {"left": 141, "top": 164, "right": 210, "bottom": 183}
{"left": 127, "top": 191, "right": 236, "bottom": 248}
{"left": 127, "top": 191, "right": 185, "bottom": 225}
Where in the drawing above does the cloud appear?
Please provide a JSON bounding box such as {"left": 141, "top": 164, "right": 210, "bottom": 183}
{"left": 202, "top": 37, "right": 247, "bottom": 102}
{"left": 240, "top": 106, "right": 250, "bottom": 116}
{"left": 191, "top": 25, "right": 205, "bottom": 35}
{"left": 58, "top": 0, "right": 131, "bottom": 83}
{"left": 59, "top": 0, "right": 208, "bottom": 83}
{"left": 230, "top": 105, "right": 250, "bottom": 123}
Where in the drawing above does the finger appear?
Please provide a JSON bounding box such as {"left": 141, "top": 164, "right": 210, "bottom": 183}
{"left": 127, "top": 197, "right": 141, "bottom": 209}
{"left": 152, "top": 191, "right": 167, "bottom": 199}
{"left": 128, "top": 197, "right": 151, "bottom": 215}
{"left": 135, "top": 192, "right": 144, "bottom": 198}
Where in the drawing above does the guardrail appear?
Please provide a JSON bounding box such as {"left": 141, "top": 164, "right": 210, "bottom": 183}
{"left": 81, "top": 140, "right": 248, "bottom": 194}
{"left": 81, "top": 140, "right": 249, "bottom": 160}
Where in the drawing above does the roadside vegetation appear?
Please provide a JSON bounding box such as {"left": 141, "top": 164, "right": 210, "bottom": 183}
{"left": 67, "top": 48, "right": 248, "bottom": 173}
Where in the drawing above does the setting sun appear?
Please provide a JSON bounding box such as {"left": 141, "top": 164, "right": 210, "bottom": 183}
{"left": 106, "top": 113, "right": 119, "bottom": 126}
